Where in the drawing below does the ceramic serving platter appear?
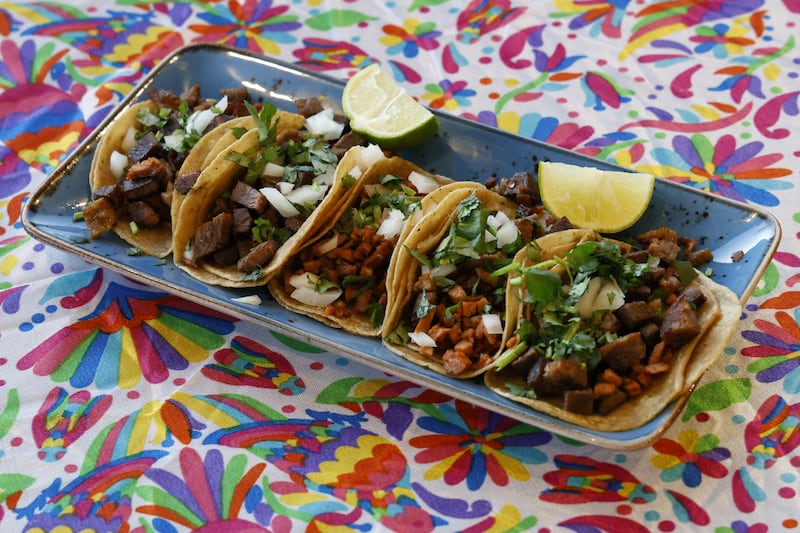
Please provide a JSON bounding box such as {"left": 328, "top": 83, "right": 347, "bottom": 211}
{"left": 23, "top": 44, "right": 781, "bottom": 449}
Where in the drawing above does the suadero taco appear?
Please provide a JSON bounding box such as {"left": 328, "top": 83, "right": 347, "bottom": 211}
{"left": 83, "top": 85, "right": 254, "bottom": 257}
{"left": 485, "top": 228, "right": 741, "bottom": 431}
{"left": 172, "top": 100, "right": 381, "bottom": 287}
{"left": 268, "top": 157, "right": 479, "bottom": 337}
{"left": 382, "top": 188, "right": 541, "bottom": 378}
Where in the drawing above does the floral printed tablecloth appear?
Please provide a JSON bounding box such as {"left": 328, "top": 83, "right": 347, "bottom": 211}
{"left": 2, "top": 1, "right": 800, "bottom": 531}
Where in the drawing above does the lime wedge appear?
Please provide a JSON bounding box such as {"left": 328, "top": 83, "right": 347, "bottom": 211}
{"left": 538, "top": 161, "right": 655, "bottom": 233}
{"left": 342, "top": 64, "right": 439, "bottom": 151}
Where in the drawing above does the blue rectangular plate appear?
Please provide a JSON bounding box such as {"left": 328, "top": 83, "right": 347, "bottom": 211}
{"left": 23, "top": 44, "right": 781, "bottom": 449}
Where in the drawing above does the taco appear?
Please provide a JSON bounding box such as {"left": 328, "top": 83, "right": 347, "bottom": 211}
{"left": 172, "top": 101, "right": 383, "bottom": 287}
{"left": 382, "top": 188, "right": 541, "bottom": 378}
{"left": 268, "top": 156, "right": 480, "bottom": 336}
{"left": 82, "top": 85, "right": 255, "bottom": 257}
{"left": 484, "top": 228, "right": 741, "bottom": 432}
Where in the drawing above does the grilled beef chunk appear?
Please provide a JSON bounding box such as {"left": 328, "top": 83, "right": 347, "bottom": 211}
{"left": 92, "top": 183, "right": 123, "bottom": 207}
{"left": 548, "top": 216, "right": 573, "bottom": 233}
{"left": 230, "top": 181, "right": 267, "bottom": 212}
{"left": 514, "top": 217, "right": 536, "bottom": 244}
{"left": 640, "top": 322, "right": 661, "bottom": 348}
{"left": 211, "top": 245, "right": 240, "bottom": 266}
{"left": 661, "top": 285, "right": 706, "bottom": 348}
{"left": 232, "top": 208, "right": 253, "bottom": 235}
{"left": 127, "top": 201, "right": 159, "bottom": 227}
{"left": 294, "top": 97, "right": 325, "bottom": 117}
{"left": 564, "top": 389, "right": 595, "bottom": 415}
{"left": 82, "top": 197, "right": 117, "bottom": 238}
{"left": 528, "top": 358, "right": 588, "bottom": 397}
{"left": 238, "top": 240, "right": 279, "bottom": 273}
{"left": 220, "top": 87, "right": 251, "bottom": 116}
{"left": 123, "top": 177, "right": 161, "bottom": 201}
{"left": 331, "top": 131, "right": 367, "bottom": 158}
{"left": 147, "top": 87, "right": 181, "bottom": 109}
{"left": 688, "top": 248, "right": 713, "bottom": 266}
{"left": 509, "top": 346, "right": 540, "bottom": 375}
{"left": 599, "top": 332, "right": 646, "bottom": 374}
{"left": 615, "top": 301, "right": 655, "bottom": 330}
{"left": 599, "top": 311, "right": 621, "bottom": 333}
{"left": 128, "top": 132, "right": 164, "bottom": 163}
{"left": 285, "top": 215, "right": 306, "bottom": 233}
{"left": 194, "top": 212, "right": 233, "bottom": 259}
{"left": 596, "top": 388, "right": 627, "bottom": 415}
{"left": 174, "top": 171, "right": 200, "bottom": 195}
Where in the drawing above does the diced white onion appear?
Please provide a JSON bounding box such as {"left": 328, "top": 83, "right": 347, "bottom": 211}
{"left": 277, "top": 180, "right": 294, "bottom": 195}
{"left": 377, "top": 208, "right": 405, "bottom": 238}
{"left": 163, "top": 132, "right": 184, "bottom": 152}
{"left": 347, "top": 166, "right": 363, "bottom": 180}
{"left": 231, "top": 294, "right": 262, "bottom": 306}
{"left": 575, "top": 276, "right": 625, "bottom": 319}
{"left": 187, "top": 95, "right": 228, "bottom": 134}
{"left": 357, "top": 143, "right": 385, "bottom": 169}
{"left": 495, "top": 218, "right": 520, "bottom": 248}
{"left": 291, "top": 285, "right": 342, "bottom": 307}
{"left": 305, "top": 108, "right": 345, "bottom": 141}
{"left": 288, "top": 273, "right": 342, "bottom": 307}
{"left": 409, "top": 331, "right": 437, "bottom": 348}
{"left": 260, "top": 186, "right": 300, "bottom": 218}
{"left": 422, "top": 263, "right": 457, "bottom": 279}
{"left": 110, "top": 150, "right": 128, "bottom": 179}
{"left": 408, "top": 170, "right": 439, "bottom": 195}
{"left": 314, "top": 233, "right": 339, "bottom": 255}
{"left": 263, "top": 162, "right": 286, "bottom": 179}
{"left": 286, "top": 183, "right": 327, "bottom": 207}
{"left": 121, "top": 126, "right": 138, "bottom": 152}
{"left": 315, "top": 166, "right": 336, "bottom": 186}
{"left": 481, "top": 313, "right": 503, "bottom": 335}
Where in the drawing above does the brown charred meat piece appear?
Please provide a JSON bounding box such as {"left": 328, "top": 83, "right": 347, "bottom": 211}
{"left": 284, "top": 215, "right": 306, "bottom": 233}
{"left": 230, "top": 181, "right": 267, "bottom": 213}
{"left": 232, "top": 208, "right": 253, "bottom": 235}
{"left": 180, "top": 84, "right": 203, "bottom": 108}
{"left": 127, "top": 200, "right": 160, "bottom": 228}
{"left": 174, "top": 171, "right": 200, "bottom": 195}
{"left": 127, "top": 132, "right": 164, "bottom": 163}
{"left": 331, "top": 131, "right": 368, "bottom": 158}
{"left": 596, "top": 388, "right": 628, "bottom": 415}
{"left": 220, "top": 87, "right": 251, "bottom": 116}
{"left": 123, "top": 177, "right": 161, "bottom": 201}
{"left": 615, "top": 301, "right": 655, "bottom": 330}
{"left": 548, "top": 216, "right": 573, "bottom": 233}
{"left": 564, "top": 389, "right": 595, "bottom": 415}
{"left": 238, "top": 240, "right": 279, "bottom": 273}
{"left": 210, "top": 245, "right": 240, "bottom": 267}
{"left": 147, "top": 87, "right": 182, "bottom": 109}
{"left": 599, "top": 331, "right": 647, "bottom": 374}
{"left": 194, "top": 212, "right": 233, "bottom": 259}
{"left": 82, "top": 197, "right": 118, "bottom": 238}
{"left": 688, "top": 248, "right": 713, "bottom": 266}
{"left": 528, "top": 357, "right": 588, "bottom": 397}
{"left": 490, "top": 171, "right": 540, "bottom": 207}
{"left": 660, "top": 285, "right": 706, "bottom": 348}
{"left": 92, "top": 183, "right": 123, "bottom": 208}
{"left": 294, "top": 97, "right": 325, "bottom": 117}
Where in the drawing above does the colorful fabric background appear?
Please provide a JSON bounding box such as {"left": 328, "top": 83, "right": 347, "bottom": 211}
{"left": 2, "top": 1, "right": 800, "bottom": 531}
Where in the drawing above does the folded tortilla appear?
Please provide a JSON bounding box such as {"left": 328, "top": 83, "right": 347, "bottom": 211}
{"left": 172, "top": 134, "right": 380, "bottom": 287}
{"left": 89, "top": 102, "right": 174, "bottom": 257}
{"left": 484, "top": 229, "right": 741, "bottom": 432}
{"left": 268, "top": 156, "right": 479, "bottom": 336}
{"left": 382, "top": 188, "right": 523, "bottom": 378}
